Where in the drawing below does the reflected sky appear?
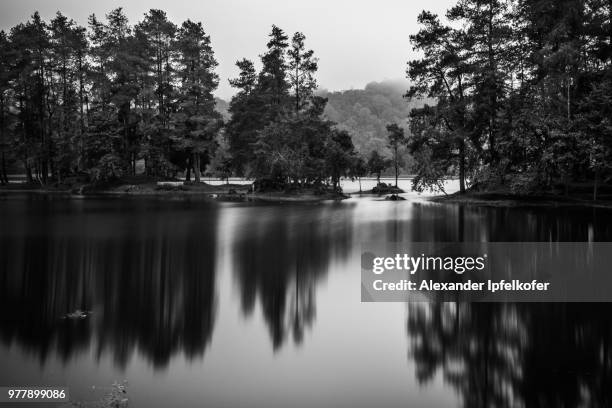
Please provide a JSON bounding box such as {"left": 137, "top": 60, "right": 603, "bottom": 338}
{"left": 1, "top": 191, "right": 612, "bottom": 407}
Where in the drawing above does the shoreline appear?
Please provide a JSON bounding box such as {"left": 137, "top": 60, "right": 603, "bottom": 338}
{"left": 0, "top": 182, "right": 348, "bottom": 203}
{"left": 3, "top": 182, "right": 612, "bottom": 208}
{"left": 429, "top": 191, "right": 612, "bottom": 209}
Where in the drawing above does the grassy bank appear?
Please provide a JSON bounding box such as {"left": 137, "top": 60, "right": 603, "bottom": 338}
{"left": 0, "top": 176, "right": 348, "bottom": 203}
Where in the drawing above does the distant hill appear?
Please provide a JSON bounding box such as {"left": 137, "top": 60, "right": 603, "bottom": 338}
{"left": 217, "top": 79, "right": 432, "bottom": 157}
{"left": 318, "top": 79, "right": 431, "bottom": 156}
{"left": 215, "top": 97, "right": 230, "bottom": 121}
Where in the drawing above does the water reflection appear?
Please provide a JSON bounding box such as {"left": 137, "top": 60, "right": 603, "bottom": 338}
{"left": 231, "top": 203, "right": 354, "bottom": 349}
{"left": 0, "top": 197, "right": 218, "bottom": 368}
{"left": 2, "top": 195, "right": 612, "bottom": 407}
{"left": 407, "top": 302, "right": 612, "bottom": 408}
{"left": 405, "top": 203, "right": 612, "bottom": 408}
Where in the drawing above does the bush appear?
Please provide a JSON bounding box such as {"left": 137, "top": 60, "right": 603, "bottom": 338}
{"left": 89, "top": 154, "right": 126, "bottom": 182}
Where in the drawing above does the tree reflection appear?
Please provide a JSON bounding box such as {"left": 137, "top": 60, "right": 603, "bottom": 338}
{"left": 407, "top": 303, "right": 523, "bottom": 408}
{"left": 406, "top": 203, "right": 612, "bottom": 407}
{"left": 0, "top": 199, "right": 218, "bottom": 368}
{"left": 232, "top": 203, "right": 354, "bottom": 350}
{"left": 407, "top": 302, "right": 612, "bottom": 408}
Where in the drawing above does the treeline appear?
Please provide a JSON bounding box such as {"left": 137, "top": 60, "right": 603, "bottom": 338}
{"left": 0, "top": 9, "right": 222, "bottom": 184}
{"left": 0, "top": 9, "right": 363, "bottom": 190}
{"left": 407, "top": 0, "right": 612, "bottom": 198}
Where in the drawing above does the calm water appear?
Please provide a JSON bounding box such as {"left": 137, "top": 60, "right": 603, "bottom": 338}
{"left": 1, "top": 180, "right": 612, "bottom": 408}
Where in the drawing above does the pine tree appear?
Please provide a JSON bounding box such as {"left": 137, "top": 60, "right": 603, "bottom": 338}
{"left": 226, "top": 58, "right": 264, "bottom": 175}
{"left": 86, "top": 8, "right": 144, "bottom": 180}
{"left": 407, "top": 11, "right": 472, "bottom": 193}
{"left": 48, "top": 12, "right": 88, "bottom": 180}
{"left": 0, "top": 31, "right": 12, "bottom": 184}
{"left": 258, "top": 25, "right": 290, "bottom": 120}
{"left": 447, "top": 0, "right": 512, "bottom": 164}
{"left": 136, "top": 10, "right": 176, "bottom": 125}
{"left": 135, "top": 10, "right": 177, "bottom": 176}
{"left": 171, "top": 20, "right": 220, "bottom": 182}
{"left": 287, "top": 32, "right": 318, "bottom": 114}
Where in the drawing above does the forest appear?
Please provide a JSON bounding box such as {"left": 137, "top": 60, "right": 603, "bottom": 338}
{"left": 407, "top": 0, "right": 612, "bottom": 198}
{"left": 0, "top": 9, "right": 366, "bottom": 192}
{"left": 319, "top": 80, "right": 421, "bottom": 155}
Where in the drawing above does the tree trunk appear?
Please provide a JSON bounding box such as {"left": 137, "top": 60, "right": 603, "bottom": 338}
{"left": 79, "top": 54, "right": 85, "bottom": 171}
{"left": 567, "top": 77, "right": 571, "bottom": 121}
{"left": 41, "top": 160, "right": 48, "bottom": 185}
{"left": 459, "top": 142, "right": 466, "bottom": 194}
{"left": 193, "top": 153, "right": 201, "bottom": 183}
{"left": 487, "top": 2, "right": 497, "bottom": 163}
{"left": 25, "top": 162, "right": 33, "bottom": 184}
{"left": 594, "top": 169, "right": 599, "bottom": 201}
{"left": 0, "top": 151, "right": 7, "bottom": 185}
{"left": 395, "top": 163, "right": 399, "bottom": 188}
{"left": 185, "top": 165, "right": 191, "bottom": 182}
{"left": 0, "top": 101, "right": 6, "bottom": 185}
{"left": 358, "top": 177, "right": 362, "bottom": 193}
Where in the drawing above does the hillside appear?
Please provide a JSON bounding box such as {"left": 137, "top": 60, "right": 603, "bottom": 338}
{"left": 318, "top": 79, "right": 431, "bottom": 156}
{"left": 217, "top": 79, "right": 432, "bottom": 158}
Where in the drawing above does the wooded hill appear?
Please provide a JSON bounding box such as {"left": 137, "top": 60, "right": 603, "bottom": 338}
{"left": 319, "top": 79, "right": 431, "bottom": 156}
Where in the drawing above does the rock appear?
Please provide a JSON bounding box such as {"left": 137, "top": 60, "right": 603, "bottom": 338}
{"left": 63, "top": 309, "right": 91, "bottom": 320}
{"left": 385, "top": 194, "right": 406, "bottom": 201}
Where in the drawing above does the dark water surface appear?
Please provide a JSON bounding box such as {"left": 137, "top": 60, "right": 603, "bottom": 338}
{"left": 1, "top": 191, "right": 612, "bottom": 407}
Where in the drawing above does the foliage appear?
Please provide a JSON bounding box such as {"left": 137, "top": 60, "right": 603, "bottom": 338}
{"left": 386, "top": 123, "right": 407, "bottom": 187}
{"left": 367, "top": 150, "right": 391, "bottom": 184}
{"left": 0, "top": 8, "right": 220, "bottom": 184}
{"left": 226, "top": 27, "right": 357, "bottom": 191}
{"left": 407, "top": 0, "right": 612, "bottom": 198}
{"left": 320, "top": 79, "right": 431, "bottom": 156}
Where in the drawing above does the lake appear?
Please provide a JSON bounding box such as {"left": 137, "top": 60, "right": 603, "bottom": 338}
{"left": 1, "top": 179, "right": 612, "bottom": 408}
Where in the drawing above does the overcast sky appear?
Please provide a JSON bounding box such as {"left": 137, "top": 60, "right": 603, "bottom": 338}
{"left": 0, "top": 0, "right": 454, "bottom": 100}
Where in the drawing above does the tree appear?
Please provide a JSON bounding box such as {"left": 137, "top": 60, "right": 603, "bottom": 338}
{"left": 447, "top": 0, "right": 512, "bottom": 164}
{"left": 48, "top": 12, "right": 88, "bottom": 180}
{"left": 86, "top": 8, "right": 145, "bottom": 180}
{"left": 0, "top": 31, "right": 12, "bottom": 184}
{"left": 7, "top": 13, "right": 51, "bottom": 184}
{"left": 207, "top": 132, "right": 232, "bottom": 184}
{"left": 136, "top": 10, "right": 176, "bottom": 125}
{"left": 287, "top": 32, "right": 318, "bottom": 114}
{"left": 367, "top": 150, "right": 390, "bottom": 184}
{"left": 386, "top": 123, "right": 407, "bottom": 187}
{"left": 325, "top": 129, "right": 356, "bottom": 190}
{"left": 349, "top": 156, "right": 368, "bottom": 193}
{"left": 229, "top": 58, "right": 256, "bottom": 93}
{"left": 226, "top": 25, "right": 292, "bottom": 177}
{"left": 407, "top": 11, "right": 473, "bottom": 193}
{"left": 258, "top": 25, "right": 289, "bottom": 120}
{"left": 171, "top": 20, "right": 220, "bottom": 183}
{"left": 226, "top": 59, "right": 265, "bottom": 175}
